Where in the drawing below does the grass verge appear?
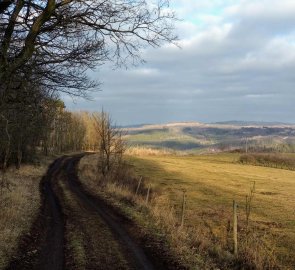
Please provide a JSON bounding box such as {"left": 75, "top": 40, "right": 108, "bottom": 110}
{"left": 0, "top": 159, "right": 51, "bottom": 269}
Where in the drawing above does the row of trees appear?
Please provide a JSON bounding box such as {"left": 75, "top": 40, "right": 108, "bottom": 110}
{"left": 0, "top": 103, "right": 124, "bottom": 173}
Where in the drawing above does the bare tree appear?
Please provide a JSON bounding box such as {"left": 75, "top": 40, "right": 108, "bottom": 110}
{"left": 0, "top": 0, "right": 177, "bottom": 169}
{"left": 0, "top": 113, "right": 10, "bottom": 170}
{"left": 80, "top": 111, "right": 100, "bottom": 151}
{"left": 93, "top": 111, "right": 125, "bottom": 177}
{"left": 0, "top": 0, "right": 177, "bottom": 96}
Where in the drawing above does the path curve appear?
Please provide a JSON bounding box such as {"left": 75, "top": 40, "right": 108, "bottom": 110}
{"left": 64, "top": 156, "right": 155, "bottom": 270}
{"left": 7, "top": 155, "right": 157, "bottom": 270}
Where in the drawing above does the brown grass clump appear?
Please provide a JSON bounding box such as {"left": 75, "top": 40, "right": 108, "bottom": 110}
{"left": 239, "top": 229, "right": 279, "bottom": 270}
{"left": 79, "top": 154, "right": 149, "bottom": 195}
{"left": 0, "top": 163, "right": 49, "bottom": 269}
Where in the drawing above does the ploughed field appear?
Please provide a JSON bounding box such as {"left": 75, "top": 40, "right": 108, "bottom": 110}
{"left": 127, "top": 153, "right": 295, "bottom": 268}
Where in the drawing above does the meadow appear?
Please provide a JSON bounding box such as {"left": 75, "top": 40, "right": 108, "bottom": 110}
{"left": 127, "top": 152, "right": 295, "bottom": 269}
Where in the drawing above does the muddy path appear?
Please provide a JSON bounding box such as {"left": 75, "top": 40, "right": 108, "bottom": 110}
{"left": 37, "top": 158, "right": 65, "bottom": 270}
{"left": 7, "top": 155, "right": 158, "bottom": 270}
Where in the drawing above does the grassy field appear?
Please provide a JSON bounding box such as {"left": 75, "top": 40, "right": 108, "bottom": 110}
{"left": 127, "top": 153, "right": 295, "bottom": 269}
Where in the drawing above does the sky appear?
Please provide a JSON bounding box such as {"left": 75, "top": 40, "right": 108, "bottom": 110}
{"left": 65, "top": 0, "right": 295, "bottom": 125}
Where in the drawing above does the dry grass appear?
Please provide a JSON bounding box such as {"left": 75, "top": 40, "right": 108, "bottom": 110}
{"left": 127, "top": 153, "right": 295, "bottom": 269}
{"left": 125, "top": 146, "right": 175, "bottom": 156}
{"left": 0, "top": 162, "right": 50, "bottom": 269}
{"left": 79, "top": 157, "right": 227, "bottom": 268}
{"left": 78, "top": 155, "right": 223, "bottom": 269}
{"left": 79, "top": 153, "right": 295, "bottom": 269}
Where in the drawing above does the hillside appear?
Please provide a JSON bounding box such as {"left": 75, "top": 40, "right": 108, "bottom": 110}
{"left": 124, "top": 121, "right": 295, "bottom": 152}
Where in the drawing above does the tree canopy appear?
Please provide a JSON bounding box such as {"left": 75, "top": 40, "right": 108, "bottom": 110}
{"left": 0, "top": 0, "right": 177, "bottom": 171}
{"left": 0, "top": 0, "right": 177, "bottom": 96}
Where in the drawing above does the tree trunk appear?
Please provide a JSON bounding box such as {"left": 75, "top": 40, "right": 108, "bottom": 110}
{"left": 16, "top": 141, "right": 22, "bottom": 169}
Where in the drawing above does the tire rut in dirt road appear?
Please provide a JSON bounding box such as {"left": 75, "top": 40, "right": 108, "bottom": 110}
{"left": 64, "top": 156, "right": 156, "bottom": 270}
{"left": 37, "top": 158, "right": 65, "bottom": 270}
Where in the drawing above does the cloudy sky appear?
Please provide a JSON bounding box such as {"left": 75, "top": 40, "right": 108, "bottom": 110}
{"left": 66, "top": 0, "right": 295, "bottom": 125}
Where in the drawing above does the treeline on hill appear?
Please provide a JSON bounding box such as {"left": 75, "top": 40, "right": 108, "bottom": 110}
{"left": 220, "top": 140, "right": 295, "bottom": 154}
{"left": 0, "top": 104, "right": 124, "bottom": 170}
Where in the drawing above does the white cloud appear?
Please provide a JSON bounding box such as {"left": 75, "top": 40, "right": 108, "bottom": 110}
{"left": 245, "top": 94, "right": 275, "bottom": 99}
{"left": 131, "top": 68, "right": 160, "bottom": 76}
{"left": 66, "top": 0, "right": 295, "bottom": 125}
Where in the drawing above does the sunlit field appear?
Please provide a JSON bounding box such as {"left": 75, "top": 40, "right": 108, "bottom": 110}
{"left": 127, "top": 153, "right": 295, "bottom": 268}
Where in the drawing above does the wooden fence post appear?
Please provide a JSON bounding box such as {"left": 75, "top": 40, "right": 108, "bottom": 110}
{"left": 145, "top": 185, "right": 151, "bottom": 204}
{"left": 181, "top": 190, "right": 186, "bottom": 228}
{"left": 135, "top": 177, "right": 142, "bottom": 196}
{"left": 233, "top": 200, "right": 238, "bottom": 256}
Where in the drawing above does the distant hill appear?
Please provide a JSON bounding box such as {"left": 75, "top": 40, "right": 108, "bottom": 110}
{"left": 213, "top": 121, "right": 294, "bottom": 126}
{"left": 118, "top": 124, "right": 147, "bottom": 128}
{"left": 124, "top": 121, "right": 295, "bottom": 153}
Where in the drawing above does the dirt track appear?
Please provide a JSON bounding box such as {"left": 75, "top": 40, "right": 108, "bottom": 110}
{"left": 7, "top": 155, "right": 157, "bottom": 270}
